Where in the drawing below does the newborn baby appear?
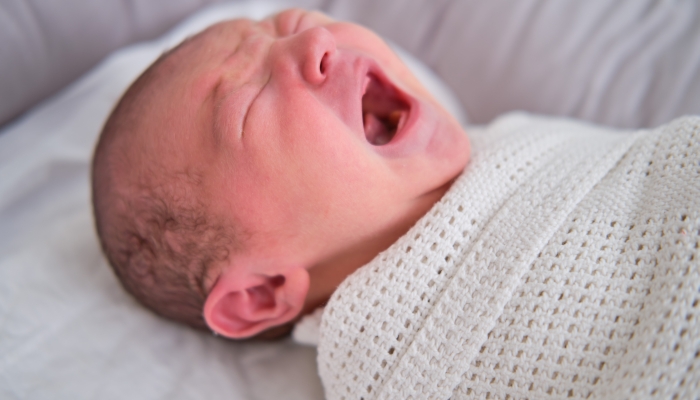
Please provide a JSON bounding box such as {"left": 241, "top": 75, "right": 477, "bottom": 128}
{"left": 92, "top": 8, "right": 471, "bottom": 339}
{"left": 94, "top": 8, "right": 700, "bottom": 398}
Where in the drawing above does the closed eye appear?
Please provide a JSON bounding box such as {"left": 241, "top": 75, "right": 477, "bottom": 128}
{"left": 239, "top": 79, "right": 269, "bottom": 140}
{"left": 212, "top": 82, "right": 263, "bottom": 143}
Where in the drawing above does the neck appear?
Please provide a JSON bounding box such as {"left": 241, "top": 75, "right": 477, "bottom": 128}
{"left": 302, "top": 180, "right": 453, "bottom": 315}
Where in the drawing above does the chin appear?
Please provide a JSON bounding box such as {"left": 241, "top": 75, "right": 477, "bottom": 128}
{"left": 424, "top": 108, "right": 471, "bottom": 180}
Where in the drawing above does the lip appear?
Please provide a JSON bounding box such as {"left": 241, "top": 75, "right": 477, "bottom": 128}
{"left": 359, "top": 58, "right": 431, "bottom": 157}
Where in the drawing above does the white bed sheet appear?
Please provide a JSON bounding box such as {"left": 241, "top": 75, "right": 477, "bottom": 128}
{"left": 0, "top": 2, "right": 465, "bottom": 399}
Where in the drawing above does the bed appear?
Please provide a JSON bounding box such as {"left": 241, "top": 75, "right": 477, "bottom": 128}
{"left": 1, "top": 1, "right": 699, "bottom": 399}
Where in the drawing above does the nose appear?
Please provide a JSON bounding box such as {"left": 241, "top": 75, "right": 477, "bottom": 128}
{"left": 271, "top": 26, "right": 336, "bottom": 85}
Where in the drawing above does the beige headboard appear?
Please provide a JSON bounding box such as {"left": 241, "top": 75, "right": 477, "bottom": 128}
{"left": 0, "top": 0, "right": 219, "bottom": 126}
{"left": 2, "top": 0, "right": 699, "bottom": 129}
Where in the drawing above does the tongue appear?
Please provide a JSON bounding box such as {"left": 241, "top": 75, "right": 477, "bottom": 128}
{"left": 363, "top": 110, "right": 403, "bottom": 146}
{"left": 364, "top": 113, "right": 392, "bottom": 145}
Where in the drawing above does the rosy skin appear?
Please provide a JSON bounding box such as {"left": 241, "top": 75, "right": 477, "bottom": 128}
{"left": 124, "top": 9, "right": 470, "bottom": 338}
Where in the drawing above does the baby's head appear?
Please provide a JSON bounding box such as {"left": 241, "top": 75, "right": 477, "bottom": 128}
{"left": 92, "top": 9, "right": 470, "bottom": 339}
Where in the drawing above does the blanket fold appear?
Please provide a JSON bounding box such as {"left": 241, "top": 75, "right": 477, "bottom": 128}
{"left": 318, "top": 114, "right": 700, "bottom": 400}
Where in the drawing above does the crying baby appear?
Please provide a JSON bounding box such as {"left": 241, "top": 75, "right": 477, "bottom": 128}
{"left": 91, "top": 8, "right": 471, "bottom": 339}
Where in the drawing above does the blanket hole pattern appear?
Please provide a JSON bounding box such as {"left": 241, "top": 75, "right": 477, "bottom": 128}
{"left": 453, "top": 119, "right": 700, "bottom": 399}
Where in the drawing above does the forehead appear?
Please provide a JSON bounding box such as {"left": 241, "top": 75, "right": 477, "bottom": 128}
{"left": 158, "top": 8, "right": 326, "bottom": 75}
{"left": 163, "top": 17, "right": 276, "bottom": 65}
{"left": 162, "top": 19, "right": 251, "bottom": 69}
{"left": 150, "top": 17, "right": 278, "bottom": 114}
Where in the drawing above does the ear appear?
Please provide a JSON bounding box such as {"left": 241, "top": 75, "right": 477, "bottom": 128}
{"left": 203, "top": 266, "right": 310, "bottom": 339}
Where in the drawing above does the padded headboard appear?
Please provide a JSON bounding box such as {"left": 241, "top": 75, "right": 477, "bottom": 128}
{"left": 327, "top": 0, "right": 700, "bottom": 128}
{"left": 0, "top": 0, "right": 232, "bottom": 126}
{"left": 2, "top": 0, "right": 699, "bottom": 128}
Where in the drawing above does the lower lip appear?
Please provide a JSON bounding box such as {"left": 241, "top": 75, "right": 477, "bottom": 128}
{"left": 378, "top": 95, "right": 439, "bottom": 158}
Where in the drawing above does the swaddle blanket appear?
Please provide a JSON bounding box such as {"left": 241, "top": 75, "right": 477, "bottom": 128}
{"left": 317, "top": 113, "right": 700, "bottom": 399}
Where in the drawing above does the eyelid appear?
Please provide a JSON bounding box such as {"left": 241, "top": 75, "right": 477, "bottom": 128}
{"left": 214, "top": 78, "right": 268, "bottom": 143}
{"left": 213, "top": 83, "right": 258, "bottom": 142}
{"left": 239, "top": 80, "right": 267, "bottom": 140}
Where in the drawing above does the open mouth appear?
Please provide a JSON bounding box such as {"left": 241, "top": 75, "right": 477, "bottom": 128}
{"left": 361, "top": 73, "right": 410, "bottom": 146}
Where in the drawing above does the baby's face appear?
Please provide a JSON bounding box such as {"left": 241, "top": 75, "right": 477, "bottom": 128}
{"left": 134, "top": 9, "right": 470, "bottom": 294}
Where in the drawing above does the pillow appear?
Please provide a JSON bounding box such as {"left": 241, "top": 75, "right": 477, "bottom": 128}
{"left": 0, "top": 2, "right": 466, "bottom": 399}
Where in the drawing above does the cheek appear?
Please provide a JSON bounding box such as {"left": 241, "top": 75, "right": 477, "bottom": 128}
{"left": 257, "top": 87, "right": 377, "bottom": 185}
{"left": 430, "top": 119, "right": 471, "bottom": 166}
{"left": 289, "top": 128, "right": 381, "bottom": 196}
{"left": 290, "top": 133, "right": 396, "bottom": 226}
{"left": 250, "top": 92, "right": 391, "bottom": 209}
{"left": 413, "top": 119, "right": 470, "bottom": 191}
{"left": 251, "top": 80, "right": 422, "bottom": 233}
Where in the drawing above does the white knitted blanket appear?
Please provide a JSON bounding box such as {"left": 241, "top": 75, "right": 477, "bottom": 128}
{"left": 317, "top": 114, "right": 700, "bottom": 400}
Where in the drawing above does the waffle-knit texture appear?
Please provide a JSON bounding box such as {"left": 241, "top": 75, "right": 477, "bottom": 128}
{"left": 317, "top": 114, "right": 700, "bottom": 400}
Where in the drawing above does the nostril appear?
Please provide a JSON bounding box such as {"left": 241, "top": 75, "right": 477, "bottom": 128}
{"left": 319, "top": 52, "right": 329, "bottom": 75}
{"left": 270, "top": 275, "right": 286, "bottom": 287}
{"left": 292, "top": 26, "right": 335, "bottom": 84}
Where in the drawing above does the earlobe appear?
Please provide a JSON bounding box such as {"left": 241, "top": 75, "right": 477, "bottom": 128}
{"left": 204, "top": 266, "right": 310, "bottom": 339}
